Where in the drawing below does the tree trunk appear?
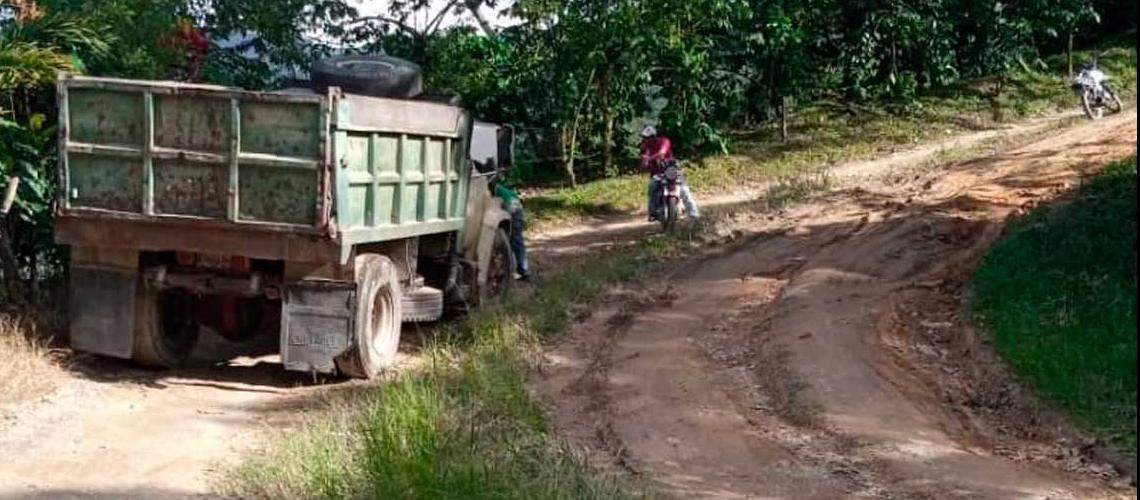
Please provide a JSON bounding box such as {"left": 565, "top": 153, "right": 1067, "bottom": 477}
{"left": 561, "top": 125, "right": 578, "bottom": 187}
{"left": 1067, "top": 31, "right": 1075, "bottom": 77}
{"left": 599, "top": 73, "right": 615, "bottom": 177}
{"left": 780, "top": 96, "right": 792, "bottom": 143}
{"left": 0, "top": 176, "right": 20, "bottom": 287}
{"left": 464, "top": 0, "right": 497, "bottom": 37}
{"left": 561, "top": 68, "right": 596, "bottom": 187}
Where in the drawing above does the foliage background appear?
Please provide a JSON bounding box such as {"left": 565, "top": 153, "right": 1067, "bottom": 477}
{"left": 0, "top": 0, "right": 1135, "bottom": 292}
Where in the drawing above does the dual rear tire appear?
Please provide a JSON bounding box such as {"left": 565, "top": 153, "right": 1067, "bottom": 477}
{"left": 132, "top": 288, "right": 199, "bottom": 369}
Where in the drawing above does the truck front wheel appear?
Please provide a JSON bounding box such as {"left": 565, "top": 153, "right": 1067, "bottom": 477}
{"left": 480, "top": 228, "right": 515, "bottom": 303}
{"left": 132, "top": 288, "right": 200, "bottom": 368}
{"left": 338, "top": 254, "right": 403, "bottom": 379}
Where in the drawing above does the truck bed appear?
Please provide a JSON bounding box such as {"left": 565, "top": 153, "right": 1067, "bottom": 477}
{"left": 55, "top": 75, "right": 474, "bottom": 263}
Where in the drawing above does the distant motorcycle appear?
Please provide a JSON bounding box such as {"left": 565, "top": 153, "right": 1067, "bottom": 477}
{"left": 1071, "top": 64, "right": 1123, "bottom": 120}
{"left": 653, "top": 160, "right": 685, "bottom": 233}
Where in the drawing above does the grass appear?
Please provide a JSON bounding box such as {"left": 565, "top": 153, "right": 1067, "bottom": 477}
{"left": 525, "top": 42, "right": 1138, "bottom": 231}
{"left": 971, "top": 157, "right": 1137, "bottom": 457}
{"left": 217, "top": 237, "right": 690, "bottom": 499}
{"left": 0, "top": 312, "right": 64, "bottom": 408}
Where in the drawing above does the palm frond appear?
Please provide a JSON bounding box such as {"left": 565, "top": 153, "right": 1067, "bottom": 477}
{"left": 0, "top": 40, "right": 72, "bottom": 90}
{"left": 1, "top": 13, "right": 113, "bottom": 57}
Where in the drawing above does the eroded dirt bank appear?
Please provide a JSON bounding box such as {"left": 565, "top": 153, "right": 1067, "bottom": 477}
{"left": 534, "top": 112, "right": 1137, "bottom": 499}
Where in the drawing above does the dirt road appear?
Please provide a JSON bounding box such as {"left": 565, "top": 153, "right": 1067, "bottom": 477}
{"left": 0, "top": 111, "right": 1132, "bottom": 498}
{"left": 535, "top": 111, "right": 1137, "bottom": 499}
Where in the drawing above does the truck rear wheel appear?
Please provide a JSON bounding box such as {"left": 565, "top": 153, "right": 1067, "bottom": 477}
{"left": 132, "top": 288, "right": 200, "bottom": 368}
{"left": 337, "top": 254, "right": 403, "bottom": 379}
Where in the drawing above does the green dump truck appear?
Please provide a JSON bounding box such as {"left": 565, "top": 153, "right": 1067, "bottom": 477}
{"left": 55, "top": 73, "right": 517, "bottom": 378}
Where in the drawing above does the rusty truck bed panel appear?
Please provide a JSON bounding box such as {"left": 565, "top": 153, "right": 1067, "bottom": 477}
{"left": 56, "top": 75, "right": 476, "bottom": 262}
{"left": 58, "top": 75, "right": 331, "bottom": 231}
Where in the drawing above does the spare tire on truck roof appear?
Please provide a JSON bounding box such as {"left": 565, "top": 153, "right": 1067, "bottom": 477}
{"left": 310, "top": 55, "right": 424, "bottom": 99}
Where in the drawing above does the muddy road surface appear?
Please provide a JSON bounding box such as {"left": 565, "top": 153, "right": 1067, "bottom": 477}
{"left": 535, "top": 111, "right": 1137, "bottom": 499}
{"left": 0, "top": 111, "right": 1133, "bottom": 499}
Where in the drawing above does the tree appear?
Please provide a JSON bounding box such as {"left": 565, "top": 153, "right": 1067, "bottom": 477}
{"left": 1, "top": 0, "right": 111, "bottom": 292}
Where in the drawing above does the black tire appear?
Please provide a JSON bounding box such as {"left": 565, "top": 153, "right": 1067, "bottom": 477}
{"left": 311, "top": 55, "right": 423, "bottom": 99}
{"left": 132, "top": 288, "right": 200, "bottom": 368}
{"left": 663, "top": 197, "right": 680, "bottom": 234}
{"left": 402, "top": 286, "right": 444, "bottom": 323}
{"left": 1105, "top": 87, "right": 1124, "bottom": 114}
{"left": 337, "top": 254, "right": 402, "bottom": 379}
{"left": 480, "top": 228, "right": 515, "bottom": 304}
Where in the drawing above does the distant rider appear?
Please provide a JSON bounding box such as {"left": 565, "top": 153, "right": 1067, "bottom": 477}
{"left": 639, "top": 125, "right": 699, "bottom": 221}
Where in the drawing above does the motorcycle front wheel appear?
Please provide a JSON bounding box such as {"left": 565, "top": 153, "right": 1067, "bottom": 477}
{"left": 1081, "top": 90, "right": 1103, "bottom": 120}
{"left": 662, "top": 197, "right": 680, "bottom": 234}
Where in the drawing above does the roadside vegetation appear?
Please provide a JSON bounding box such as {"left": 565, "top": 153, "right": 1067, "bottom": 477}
{"left": 525, "top": 42, "right": 1139, "bottom": 229}
{"left": 0, "top": 312, "right": 63, "bottom": 407}
{"left": 3, "top": 0, "right": 1138, "bottom": 293}
{"left": 972, "top": 157, "right": 1137, "bottom": 457}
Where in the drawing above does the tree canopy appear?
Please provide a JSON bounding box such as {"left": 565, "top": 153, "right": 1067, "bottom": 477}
{"left": 0, "top": 0, "right": 1133, "bottom": 289}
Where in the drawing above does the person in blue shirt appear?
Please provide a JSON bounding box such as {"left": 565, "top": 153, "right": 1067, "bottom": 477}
{"left": 493, "top": 182, "right": 531, "bottom": 282}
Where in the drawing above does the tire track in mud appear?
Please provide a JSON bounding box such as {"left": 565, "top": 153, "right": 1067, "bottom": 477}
{"left": 534, "top": 112, "right": 1137, "bottom": 499}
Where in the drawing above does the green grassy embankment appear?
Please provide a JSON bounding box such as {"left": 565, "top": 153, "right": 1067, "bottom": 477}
{"left": 527, "top": 44, "right": 1138, "bottom": 230}
{"left": 972, "top": 157, "right": 1137, "bottom": 458}
{"left": 216, "top": 237, "right": 690, "bottom": 499}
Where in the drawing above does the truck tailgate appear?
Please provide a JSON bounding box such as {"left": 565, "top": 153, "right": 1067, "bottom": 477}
{"left": 57, "top": 75, "right": 331, "bottom": 231}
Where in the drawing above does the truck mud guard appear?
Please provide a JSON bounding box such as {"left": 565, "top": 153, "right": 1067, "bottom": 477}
{"left": 280, "top": 280, "right": 356, "bottom": 374}
{"left": 68, "top": 249, "right": 139, "bottom": 359}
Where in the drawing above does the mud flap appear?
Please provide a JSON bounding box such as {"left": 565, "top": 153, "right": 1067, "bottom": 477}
{"left": 280, "top": 280, "right": 356, "bottom": 374}
{"left": 68, "top": 266, "right": 137, "bottom": 358}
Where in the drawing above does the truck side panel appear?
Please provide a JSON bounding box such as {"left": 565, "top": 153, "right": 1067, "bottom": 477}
{"left": 334, "top": 94, "right": 473, "bottom": 251}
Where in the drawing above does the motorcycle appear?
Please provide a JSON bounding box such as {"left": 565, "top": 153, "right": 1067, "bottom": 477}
{"left": 1071, "top": 64, "right": 1123, "bottom": 120}
{"left": 652, "top": 160, "right": 685, "bottom": 233}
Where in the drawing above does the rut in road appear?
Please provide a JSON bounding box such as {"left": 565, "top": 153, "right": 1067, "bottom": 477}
{"left": 535, "top": 112, "right": 1138, "bottom": 499}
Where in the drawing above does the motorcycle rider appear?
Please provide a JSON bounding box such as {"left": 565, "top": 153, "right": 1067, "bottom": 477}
{"left": 639, "top": 125, "right": 700, "bottom": 222}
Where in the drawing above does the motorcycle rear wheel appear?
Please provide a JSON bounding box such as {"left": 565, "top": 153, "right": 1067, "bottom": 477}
{"left": 1106, "top": 89, "right": 1124, "bottom": 114}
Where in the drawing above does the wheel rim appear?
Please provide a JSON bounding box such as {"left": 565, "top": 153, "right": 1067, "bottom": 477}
{"left": 369, "top": 284, "right": 397, "bottom": 363}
